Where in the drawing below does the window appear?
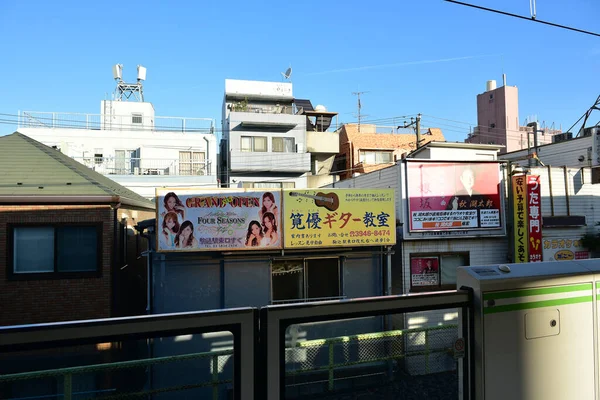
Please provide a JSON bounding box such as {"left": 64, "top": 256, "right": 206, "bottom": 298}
{"left": 179, "top": 151, "right": 206, "bottom": 175}
{"left": 241, "top": 136, "right": 267, "bottom": 152}
{"left": 359, "top": 150, "right": 393, "bottom": 164}
{"left": 243, "top": 181, "right": 295, "bottom": 189}
{"left": 11, "top": 225, "right": 101, "bottom": 277}
{"left": 271, "top": 258, "right": 341, "bottom": 303}
{"left": 409, "top": 253, "right": 469, "bottom": 292}
{"left": 132, "top": 113, "right": 143, "bottom": 124}
{"left": 94, "top": 148, "right": 103, "bottom": 165}
{"left": 272, "top": 137, "right": 295, "bottom": 152}
{"left": 115, "top": 150, "right": 138, "bottom": 174}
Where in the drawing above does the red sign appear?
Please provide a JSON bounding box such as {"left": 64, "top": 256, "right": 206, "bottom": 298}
{"left": 406, "top": 162, "right": 502, "bottom": 232}
{"left": 410, "top": 257, "right": 440, "bottom": 287}
{"left": 527, "top": 175, "right": 542, "bottom": 262}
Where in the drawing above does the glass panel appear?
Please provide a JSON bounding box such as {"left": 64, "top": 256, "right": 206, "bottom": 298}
{"left": 283, "top": 138, "right": 295, "bottom": 152}
{"left": 306, "top": 259, "right": 340, "bottom": 299}
{"left": 13, "top": 227, "right": 54, "bottom": 273}
{"left": 379, "top": 152, "right": 393, "bottom": 163}
{"left": 284, "top": 309, "right": 460, "bottom": 399}
{"left": 0, "top": 332, "right": 235, "bottom": 399}
{"left": 254, "top": 137, "right": 267, "bottom": 152}
{"left": 272, "top": 137, "right": 283, "bottom": 152}
{"left": 281, "top": 182, "right": 295, "bottom": 189}
{"left": 441, "top": 254, "right": 468, "bottom": 285}
{"left": 240, "top": 137, "right": 252, "bottom": 152}
{"left": 272, "top": 260, "right": 304, "bottom": 302}
{"left": 56, "top": 226, "right": 98, "bottom": 272}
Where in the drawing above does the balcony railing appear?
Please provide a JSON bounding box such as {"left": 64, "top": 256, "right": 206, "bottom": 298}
{"left": 72, "top": 157, "right": 212, "bottom": 176}
{"left": 0, "top": 291, "right": 472, "bottom": 400}
{"left": 18, "top": 111, "right": 215, "bottom": 134}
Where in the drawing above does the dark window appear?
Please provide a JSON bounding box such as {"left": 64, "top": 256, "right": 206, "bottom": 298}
{"left": 11, "top": 225, "right": 101, "bottom": 277}
{"left": 271, "top": 258, "right": 341, "bottom": 303}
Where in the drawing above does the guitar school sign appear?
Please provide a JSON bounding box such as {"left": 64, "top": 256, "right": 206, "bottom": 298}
{"left": 283, "top": 189, "right": 396, "bottom": 249}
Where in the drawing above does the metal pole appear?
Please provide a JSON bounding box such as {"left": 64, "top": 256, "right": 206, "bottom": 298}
{"left": 416, "top": 113, "right": 422, "bottom": 148}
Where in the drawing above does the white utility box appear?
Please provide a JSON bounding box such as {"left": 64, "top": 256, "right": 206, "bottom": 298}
{"left": 457, "top": 260, "right": 600, "bottom": 400}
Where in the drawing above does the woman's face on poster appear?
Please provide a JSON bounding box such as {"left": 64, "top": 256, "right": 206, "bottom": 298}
{"left": 263, "top": 196, "right": 273, "bottom": 209}
{"left": 166, "top": 196, "right": 176, "bottom": 210}
{"left": 252, "top": 223, "right": 261, "bottom": 236}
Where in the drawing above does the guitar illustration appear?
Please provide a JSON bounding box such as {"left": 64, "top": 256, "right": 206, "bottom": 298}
{"left": 289, "top": 191, "right": 340, "bottom": 211}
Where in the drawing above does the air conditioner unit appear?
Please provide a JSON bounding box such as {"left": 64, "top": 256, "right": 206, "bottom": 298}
{"left": 553, "top": 133, "right": 566, "bottom": 143}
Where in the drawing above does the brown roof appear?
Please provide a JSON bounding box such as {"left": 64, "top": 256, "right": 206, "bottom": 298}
{"left": 340, "top": 124, "right": 445, "bottom": 150}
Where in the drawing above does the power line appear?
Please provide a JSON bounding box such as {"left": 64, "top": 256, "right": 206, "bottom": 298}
{"left": 445, "top": 0, "right": 600, "bottom": 38}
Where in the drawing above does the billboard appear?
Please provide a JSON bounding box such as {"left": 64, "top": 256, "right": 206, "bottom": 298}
{"left": 406, "top": 161, "right": 503, "bottom": 232}
{"left": 156, "top": 188, "right": 282, "bottom": 252}
{"left": 543, "top": 236, "right": 590, "bottom": 261}
{"left": 410, "top": 257, "right": 440, "bottom": 288}
{"left": 283, "top": 189, "right": 396, "bottom": 248}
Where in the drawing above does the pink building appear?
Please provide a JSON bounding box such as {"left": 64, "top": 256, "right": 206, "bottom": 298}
{"left": 465, "top": 76, "right": 557, "bottom": 153}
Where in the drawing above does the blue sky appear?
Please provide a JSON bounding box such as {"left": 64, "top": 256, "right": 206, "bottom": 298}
{"left": 0, "top": 0, "right": 598, "bottom": 141}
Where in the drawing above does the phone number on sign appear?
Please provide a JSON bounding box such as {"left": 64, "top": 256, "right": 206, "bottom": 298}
{"left": 350, "top": 230, "right": 391, "bottom": 237}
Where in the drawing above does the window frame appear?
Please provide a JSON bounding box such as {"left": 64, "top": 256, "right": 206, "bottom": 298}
{"left": 358, "top": 150, "right": 394, "bottom": 164}
{"left": 270, "top": 257, "right": 342, "bottom": 304}
{"left": 409, "top": 252, "right": 469, "bottom": 293}
{"left": 272, "top": 137, "right": 295, "bottom": 153}
{"left": 240, "top": 136, "right": 268, "bottom": 152}
{"left": 7, "top": 223, "right": 103, "bottom": 280}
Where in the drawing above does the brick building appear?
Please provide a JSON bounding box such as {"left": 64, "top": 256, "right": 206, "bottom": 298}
{"left": 0, "top": 133, "right": 155, "bottom": 326}
{"left": 334, "top": 123, "right": 445, "bottom": 180}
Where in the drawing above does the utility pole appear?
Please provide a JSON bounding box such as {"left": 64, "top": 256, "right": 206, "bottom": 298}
{"left": 352, "top": 91, "right": 369, "bottom": 132}
{"left": 401, "top": 113, "right": 423, "bottom": 149}
{"left": 526, "top": 121, "right": 542, "bottom": 167}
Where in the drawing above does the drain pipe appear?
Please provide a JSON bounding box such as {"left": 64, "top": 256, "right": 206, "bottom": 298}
{"left": 134, "top": 221, "right": 155, "bottom": 314}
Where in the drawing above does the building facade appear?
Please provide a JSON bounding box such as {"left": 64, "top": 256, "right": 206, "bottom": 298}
{"left": 0, "top": 133, "right": 155, "bottom": 326}
{"left": 334, "top": 124, "right": 446, "bottom": 181}
{"left": 219, "top": 79, "right": 339, "bottom": 189}
{"left": 465, "top": 77, "right": 559, "bottom": 153}
{"left": 17, "top": 76, "right": 218, "bottom": 199}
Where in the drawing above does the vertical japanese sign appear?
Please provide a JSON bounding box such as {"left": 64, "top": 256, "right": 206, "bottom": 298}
{"left": 527, "top": 175, "right": 542, "bottom": 262}
{"left": 512, "top": 175, "right": 528, "bottom": 263}
{"left": 410, "top": 257, "right": 440, "bottom": 288}
{"left": 283, "top": 189, "right": 396, "bottom": 248}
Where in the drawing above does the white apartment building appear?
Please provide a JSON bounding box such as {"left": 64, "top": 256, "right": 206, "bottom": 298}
{"left": 219, "top": 79, "right": 339, "bottom": 189}
{"left": 16, "top": 69, "right": 218, "bottom": 199}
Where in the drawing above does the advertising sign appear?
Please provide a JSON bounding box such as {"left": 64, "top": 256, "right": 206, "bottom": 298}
{"left": 513, "top": 175, "right": 528, "bottom": 263}
{"left": 543, "top": 237, "right": 590, "bottom": 261}
{"left": 406, "top": 161, "right": 502, "bottom": 232}
{"left": 410, "top": 257, "right": 440, "bottom": 287}
{"left": 592, "top": 127, "right": 600, "bottom": 167}
{"left": 527, "top": 175, "right": 542, "bottom": 262}
{"left": 283, "top": 189, "right": 396, "bottom": 248}
{"left": 156, "top": 188, "right": 282, "bottom": 252}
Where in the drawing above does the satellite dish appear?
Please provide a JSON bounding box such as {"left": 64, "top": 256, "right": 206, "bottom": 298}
{"left": 281, "top": 66, "right": 292, "bottom": 80}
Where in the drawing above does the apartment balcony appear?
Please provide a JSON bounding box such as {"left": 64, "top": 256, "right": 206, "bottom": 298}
{"left": 306, "top": 130, "right": 339, "bottom": 154}
{"left": 229, "top": 110, "right": 304, "bottom": 130}
{"left": 18, "top": 111, "right": 214, "bottom": 134}
{"left": 229, "top": 151, "right": 311, "bottom": 173}
{"left": 73, "top": 157, "right": 212, "bottom": 176}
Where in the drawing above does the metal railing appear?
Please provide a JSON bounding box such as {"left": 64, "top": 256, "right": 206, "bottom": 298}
{"left": 0, "top": 291, "right": 472, "bottom": 400}
{"left": 18, "top": 111, "right": 215, "bottom": 134}
{"left": 72, "top": 156, "right": 212, "bottom": 176}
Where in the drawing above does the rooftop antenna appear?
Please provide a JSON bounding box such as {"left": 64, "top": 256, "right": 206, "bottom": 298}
{"left": 281, "top": 65, "right": 292, "bottom": 82}
{"left": 352, "top": 91, "right": 369, "bottom": 133}
{"left": 113, "top": 64, "right": 146, "bottom": 102}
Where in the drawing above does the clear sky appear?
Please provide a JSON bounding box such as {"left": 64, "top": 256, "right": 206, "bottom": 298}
{"left": 0, "top": 0, "right": 598, "bottom": 141}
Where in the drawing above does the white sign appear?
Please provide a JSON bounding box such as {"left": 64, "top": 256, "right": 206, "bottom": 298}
{"left": 542, "top": 236, "right": 590, "bottom": 261}
{"left": 593, "top": 127, "right": 600, "bottom": 167}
